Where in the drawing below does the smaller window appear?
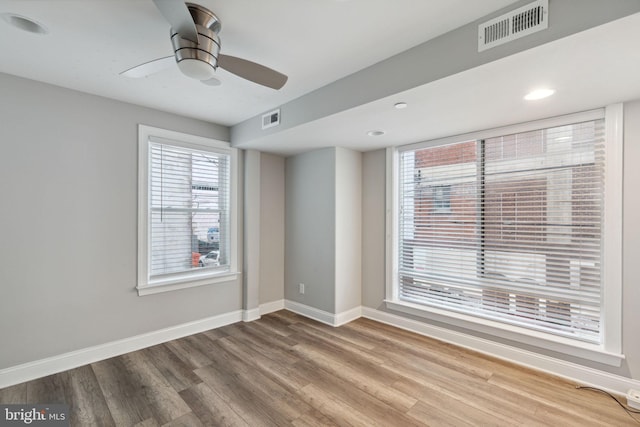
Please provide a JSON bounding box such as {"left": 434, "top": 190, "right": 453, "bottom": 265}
{"left": 137, "top": 125, "right": 238, "bottom": 295}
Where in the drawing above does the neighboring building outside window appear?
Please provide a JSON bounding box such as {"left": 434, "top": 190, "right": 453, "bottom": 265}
{"left": 432, "top": 185, "right": 452, "bottom": 214}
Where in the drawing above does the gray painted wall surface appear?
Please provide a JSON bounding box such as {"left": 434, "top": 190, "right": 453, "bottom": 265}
{"left": 285, "top": 148, "right": 335, "bottom": 312}
{"left": 360, "top": 100, "right": 640, "bottom": 380}
{"left": 622, "top": 99, "right": 640, "bottom": 380}
{"left": 285, "top": 147, "right": 362, "bottom": 315}
{"left": 361, "top": 150, "right": 386, "bottom": 309}
{"left": 0, "top": 73, "right": 239, "bottom": 369}
{"left": 243, "top": 150, "right": 261, "bottom": 313}
{"left": 334, "top": 147, "right": 362, "bottom": 313}
{"left": 259, "top": 153, "right": 285, "bottom": 305}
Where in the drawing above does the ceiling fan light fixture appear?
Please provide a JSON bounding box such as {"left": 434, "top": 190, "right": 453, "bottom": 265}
{"left": 177, "top": 58, "right": 216, "bottom": 80}
{"left": 124, "top": 2, "right": 288, "bottom": 89}
{"left": 170, "top": 14, "right": 220, "bottom": 81}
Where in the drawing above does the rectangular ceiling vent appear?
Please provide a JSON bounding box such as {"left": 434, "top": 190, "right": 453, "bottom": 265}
{"left": 262, "top": 109, "right": 280, "bottom": 130}
{"left": 478, "top": 0, "right": 548, "bottom": 52}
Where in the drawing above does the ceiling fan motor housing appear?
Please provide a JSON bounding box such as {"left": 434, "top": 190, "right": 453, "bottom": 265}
{"left": 170, "top": 3, "right": 222, "bottom": 80}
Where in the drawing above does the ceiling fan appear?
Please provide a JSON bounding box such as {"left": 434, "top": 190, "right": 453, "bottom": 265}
{"left": 121, "top": 0, "right": 288, "bottom": 89}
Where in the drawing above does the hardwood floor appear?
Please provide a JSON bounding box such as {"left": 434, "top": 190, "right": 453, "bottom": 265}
{"left": 1, "top": 311, "right": 636, "bottom": 426}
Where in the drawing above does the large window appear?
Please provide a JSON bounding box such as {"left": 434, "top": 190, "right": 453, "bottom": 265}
{"left": 137, "top": 125, "right": 238, "bottom": 295}
{"left": 388, "top": 108, "right": 622, "bottom": 363}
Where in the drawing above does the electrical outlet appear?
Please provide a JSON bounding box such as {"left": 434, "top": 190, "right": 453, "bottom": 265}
{"left": 627, "top": 389, "right": 640, "bottom": 410}
{"left": 299, "top": 283, "right": 305, "bottom": 294}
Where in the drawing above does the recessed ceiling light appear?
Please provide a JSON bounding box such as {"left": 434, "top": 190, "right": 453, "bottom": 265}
{"left": 394, "top": 102, "right": 408, "bottom": 109}
{"left": 367, "top": 130, "right": 385, "bottom": 137}
{"left": 1, "top": 13, "right": 48, "bottom": 34}
{"left": 524, "top": 88, "right": 555, "bottom": 101}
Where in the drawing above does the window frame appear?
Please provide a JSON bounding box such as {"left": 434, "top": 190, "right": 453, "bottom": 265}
{"left": 385, "top": 106, "right": 623, "bottom": 366}
{"left": 137, "top": 125, "right": 240, "bottom": 296}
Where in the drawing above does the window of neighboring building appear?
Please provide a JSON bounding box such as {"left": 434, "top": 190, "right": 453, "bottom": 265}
{"left": 387, "top": 107, "right": 623, "bottom": 364}
{"left": 137, "top": 125, "right": 238, "bottom": 295}
{"left": 432, "top": 185, "right": 452, "bottom": 214}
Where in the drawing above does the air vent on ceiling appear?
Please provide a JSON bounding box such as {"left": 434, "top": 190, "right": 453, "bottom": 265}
{"left": 262, "top": 109, "right": 280, "bottom": 129}
{"left": 478, "top": 0, "right": 548, "bottom": 52}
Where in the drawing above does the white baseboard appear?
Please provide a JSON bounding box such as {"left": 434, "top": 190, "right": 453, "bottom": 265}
{"left": 284, "top": 300, "right": 361, "bottom": 327}
{"left": 335, "top": 306, "right": 362, "bottom": 326}
{"left": 242, "top": 307, "right": 261, "bottom": 322}
{"left": 285, "top": 300, "right": 336, "bottom": 326}
{"left": 361, "top": 307, "right": 640, "bottom": 396}
{"left": 0, "top": 310, "right": 243, "bottom": 389}
{"left": 260, "top": 299, "right": 285, "bottom": 315}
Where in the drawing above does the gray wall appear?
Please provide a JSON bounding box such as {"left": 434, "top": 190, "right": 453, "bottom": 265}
{"left": 334, "top": 147, "right": 362, "bottom": 313}
{"left": 243, "top": 150, "right": 260, "bottom": 314}
{"left": 622, "top": 99, "right": 640, "bottom": 380}
{"left": 285, "top": 148, "right": 336, "bottom": 312}
{"left": 361, "top": 99, "right": 640, "bottom": 381}
{"left": 259, "top": 153, "right": 285, "bottom": 305}
{"left": 362, "top": 149, "right": 386, "bottom": 308}
{"left": 285, "top": 147, "right": 363, "bottom": 315}
{"left": 0, "top": 73, "right": 241, "bottom": 369}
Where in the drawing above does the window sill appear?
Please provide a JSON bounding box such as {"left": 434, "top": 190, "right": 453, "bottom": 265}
{"left": 385, "top": 299, "right": 624, "bottom": 367}
{"left": 137, "top": 271, "right": 240, "bottom": 296}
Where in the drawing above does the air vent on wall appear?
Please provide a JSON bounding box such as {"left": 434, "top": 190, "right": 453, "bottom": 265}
{"left": 262, "top": 109, "right": 280, "bottom": 129}
{"left": 478, "top": 0, "right": 548, "bottom": 52}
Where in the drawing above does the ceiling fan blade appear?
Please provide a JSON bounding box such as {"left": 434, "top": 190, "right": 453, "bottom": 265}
{"left": 218, "top": 54, "right": 288, "bottom": 90}
{"left": 152, "top": 0, "right": 199, "bottom": 43}
{"left": 120, "top": 56, "right": 175, "bottom": 78}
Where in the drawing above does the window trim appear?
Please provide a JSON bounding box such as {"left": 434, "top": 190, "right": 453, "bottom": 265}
{"left": 137, "top": 125, "right": 240, "bottom": 296}
{"left": 385, "top": 106, "right": 623, "bottom": 366}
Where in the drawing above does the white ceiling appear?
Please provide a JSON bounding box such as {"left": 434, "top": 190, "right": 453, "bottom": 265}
{"left": 1, "top": 1, "right": 639, "bottom": 156}
{"left": 0, "top": 0, "right": 519, "bottom": 127}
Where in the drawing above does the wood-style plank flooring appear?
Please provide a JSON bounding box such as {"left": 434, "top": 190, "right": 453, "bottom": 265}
{"left": 1, "top": 311, "right": 637, "bottom": 426}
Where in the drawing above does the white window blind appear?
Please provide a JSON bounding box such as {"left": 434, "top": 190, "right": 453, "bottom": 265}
{"left": 398, "top": 119, "right": 605, "bottom": 343}
{"left": 149, "top": 140, "right": 230, "bottom": 279}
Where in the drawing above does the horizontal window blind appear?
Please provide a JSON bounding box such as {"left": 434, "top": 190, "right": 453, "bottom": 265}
{"left": 149, "top": 141, "right": 230, "bottom": 278}
{"left": 398, "top": 119, "right": 605, "bottom": 343}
